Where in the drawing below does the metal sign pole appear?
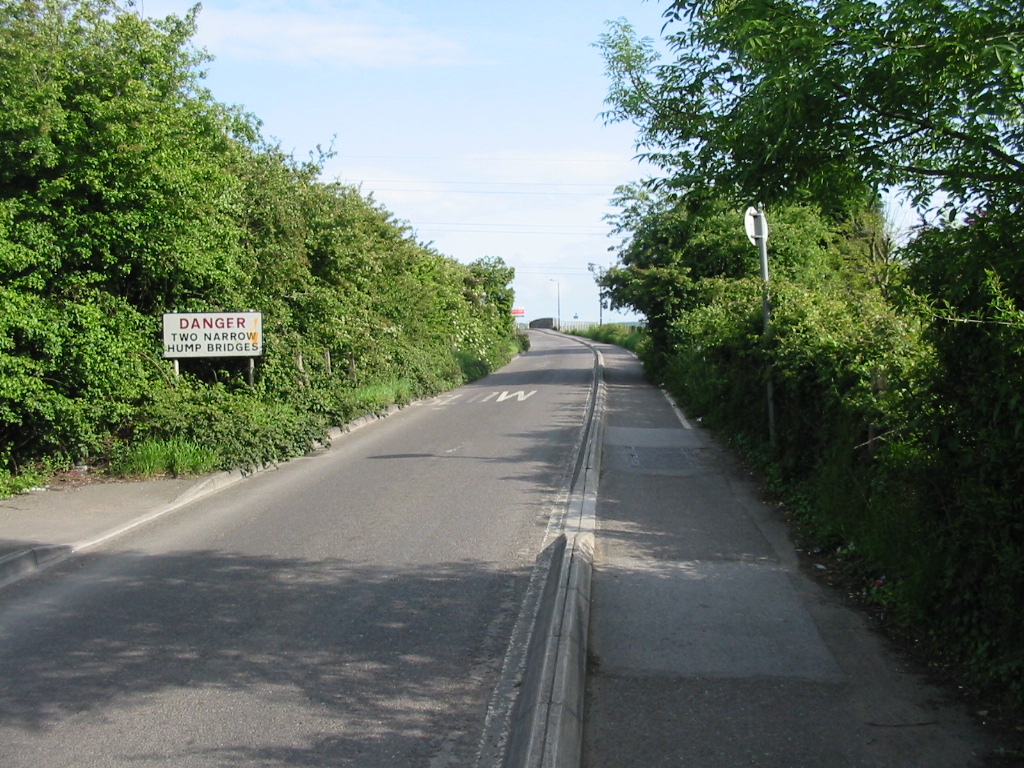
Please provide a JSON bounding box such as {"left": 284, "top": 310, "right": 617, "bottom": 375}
{"left": 745, "top": 207, "right": 776, "bottom": 447}
{"left": 756, "top": 212, "right": 771, "bottom": 334}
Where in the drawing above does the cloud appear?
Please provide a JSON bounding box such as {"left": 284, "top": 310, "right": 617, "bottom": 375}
{"left": 193, "top": 5, "right": 471, "bottom": 69}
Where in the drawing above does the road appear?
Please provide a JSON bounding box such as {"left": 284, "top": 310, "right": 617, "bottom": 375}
{"left": 0, "top": 330, "right": 595, "bottom": 768}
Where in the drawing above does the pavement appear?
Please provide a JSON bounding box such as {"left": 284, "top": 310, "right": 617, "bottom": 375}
{"left": 0, "top": 344, "right": 1010, "bottom": 767}
{"left": 0, "top": 408, "right": 400, "bottom": 586}
{"left": 582, "top": 343, "right": 1003, "bottom": 767}
{"left": 0, "top": 466, "right": 240, "bottom": 586}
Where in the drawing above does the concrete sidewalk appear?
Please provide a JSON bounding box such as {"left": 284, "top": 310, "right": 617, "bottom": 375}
{"left": 0, "top": 472, "right": 239, "bottom": 586}
{"left": 582, "top": 345, "right": 999, "bottom": 767}
{"left": 0, "top": 412, "right": 397, "bottom": 588}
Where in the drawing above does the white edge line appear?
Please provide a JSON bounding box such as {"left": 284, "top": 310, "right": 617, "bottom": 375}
{"left": 662, "top": 390, "right": 693, "bottom": 430}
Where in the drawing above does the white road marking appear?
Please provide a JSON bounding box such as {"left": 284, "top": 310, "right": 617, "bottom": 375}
{"left": 662, "top": 390, "right": 693, "bottom": 429}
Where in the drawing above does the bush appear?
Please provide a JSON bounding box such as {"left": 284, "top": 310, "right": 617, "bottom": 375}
{"left": 130, "top": 381, "right": 328, "bottom": 472}
{"left": 0, "top": 462, "right": 53, "bottom": 498}
{"left": 897, "top": 211, "right": 1024, "bottom": 702}
{"left": 572, "top": 323, "right": 646, "bottom": 352}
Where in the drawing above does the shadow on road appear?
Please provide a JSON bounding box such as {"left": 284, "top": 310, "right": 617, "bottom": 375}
{"left": 0, "top": 549, "right": 530, "bottom": 766}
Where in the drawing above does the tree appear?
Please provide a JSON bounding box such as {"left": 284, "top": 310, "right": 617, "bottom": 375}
{"left": 0, "top": 0, "right": 256, "bottom": 311}
{"left": 597, "top": 0, "right": 1023, "bottom": 214}
{"left": 0, "top": 0, "right": 252, "bottom": 464}
{"left": 0, "top": 0, "right": 523, "bottom": 483}
{"left": 467, "top": 257, "right": 514, "bottom": 313}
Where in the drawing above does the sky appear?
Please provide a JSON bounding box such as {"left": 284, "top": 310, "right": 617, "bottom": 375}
{"left": 134, "top": 0, "right": 674, "bottom": 325}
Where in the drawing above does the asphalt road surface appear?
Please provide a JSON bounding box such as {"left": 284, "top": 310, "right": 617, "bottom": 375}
{"left": 0, "top": 330, "right": 595, "bottom": 768}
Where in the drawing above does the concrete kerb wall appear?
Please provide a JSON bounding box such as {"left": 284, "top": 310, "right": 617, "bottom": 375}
{"left": 504, "top": 342, "right": 605, "bottom": 768}
{"left": 545, "top": 347, "right": 603, "bottom": 768}
{"left": 541, "top": 530, "right": 595, "bottom": 768}
{"left": 0, "top": 544, "right": 75, "bottom": 588}
{"left": 500, "top": 533, "right": 569, "bottom": 767}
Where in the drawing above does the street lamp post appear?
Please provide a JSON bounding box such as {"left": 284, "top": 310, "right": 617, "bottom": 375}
{"left": 550, "top": 279, "right": 560, "bottom": 330}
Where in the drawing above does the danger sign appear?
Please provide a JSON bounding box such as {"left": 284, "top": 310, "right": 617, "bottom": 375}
{"left": 163, "top": 312, "right": 263, "bottom": 358}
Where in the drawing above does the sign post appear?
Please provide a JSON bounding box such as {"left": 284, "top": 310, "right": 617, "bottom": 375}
{"left": 744, "top": 207, "right": 776, "bottom": 446}
{"left": 163, "top": 311, "right": 263, "bottom": 386}
{"left": 745, "top": 206, "right": 771, "bottom": 334}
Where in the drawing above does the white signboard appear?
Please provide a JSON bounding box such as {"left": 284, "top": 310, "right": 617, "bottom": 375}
{"left": 163, "top": 312, "right": 263, "bottom": 358}
{"left": 511, "top": 307, "right": 526, "bottom": 317}
{"left": 744, "top": 206, "right": 769, "bottom": 245}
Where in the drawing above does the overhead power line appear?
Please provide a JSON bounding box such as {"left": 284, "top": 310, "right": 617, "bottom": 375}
{"left": 416, "top": 221, "right": 606, "bottom": 235}
{"left": 356, "top": 185, "right": 613, "bottom": 198}
{"left": 419, "top": 221, "right": 605, "bottom": 229}
{"left": 419, "top": 228, "right": 608, "bottom": 237}
{"left": 357, "top": 179, "right": 616, "bottom": 189}
{"left": 514, "top": 267, "right": 596, "bottom": 275}
{"left": 336, "top": 154, "right": 633, "bottom": 166}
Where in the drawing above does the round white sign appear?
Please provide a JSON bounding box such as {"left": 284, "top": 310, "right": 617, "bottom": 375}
{"left": 744, "top": 206, "right": 768, "bottom": 245}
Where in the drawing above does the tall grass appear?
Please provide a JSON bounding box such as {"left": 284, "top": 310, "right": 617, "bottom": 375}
{"left": 110, "top": 438, "right": 220, "bottom": 478}
{"left": 347, "top": 378, "right": 416, "bottom": 414}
